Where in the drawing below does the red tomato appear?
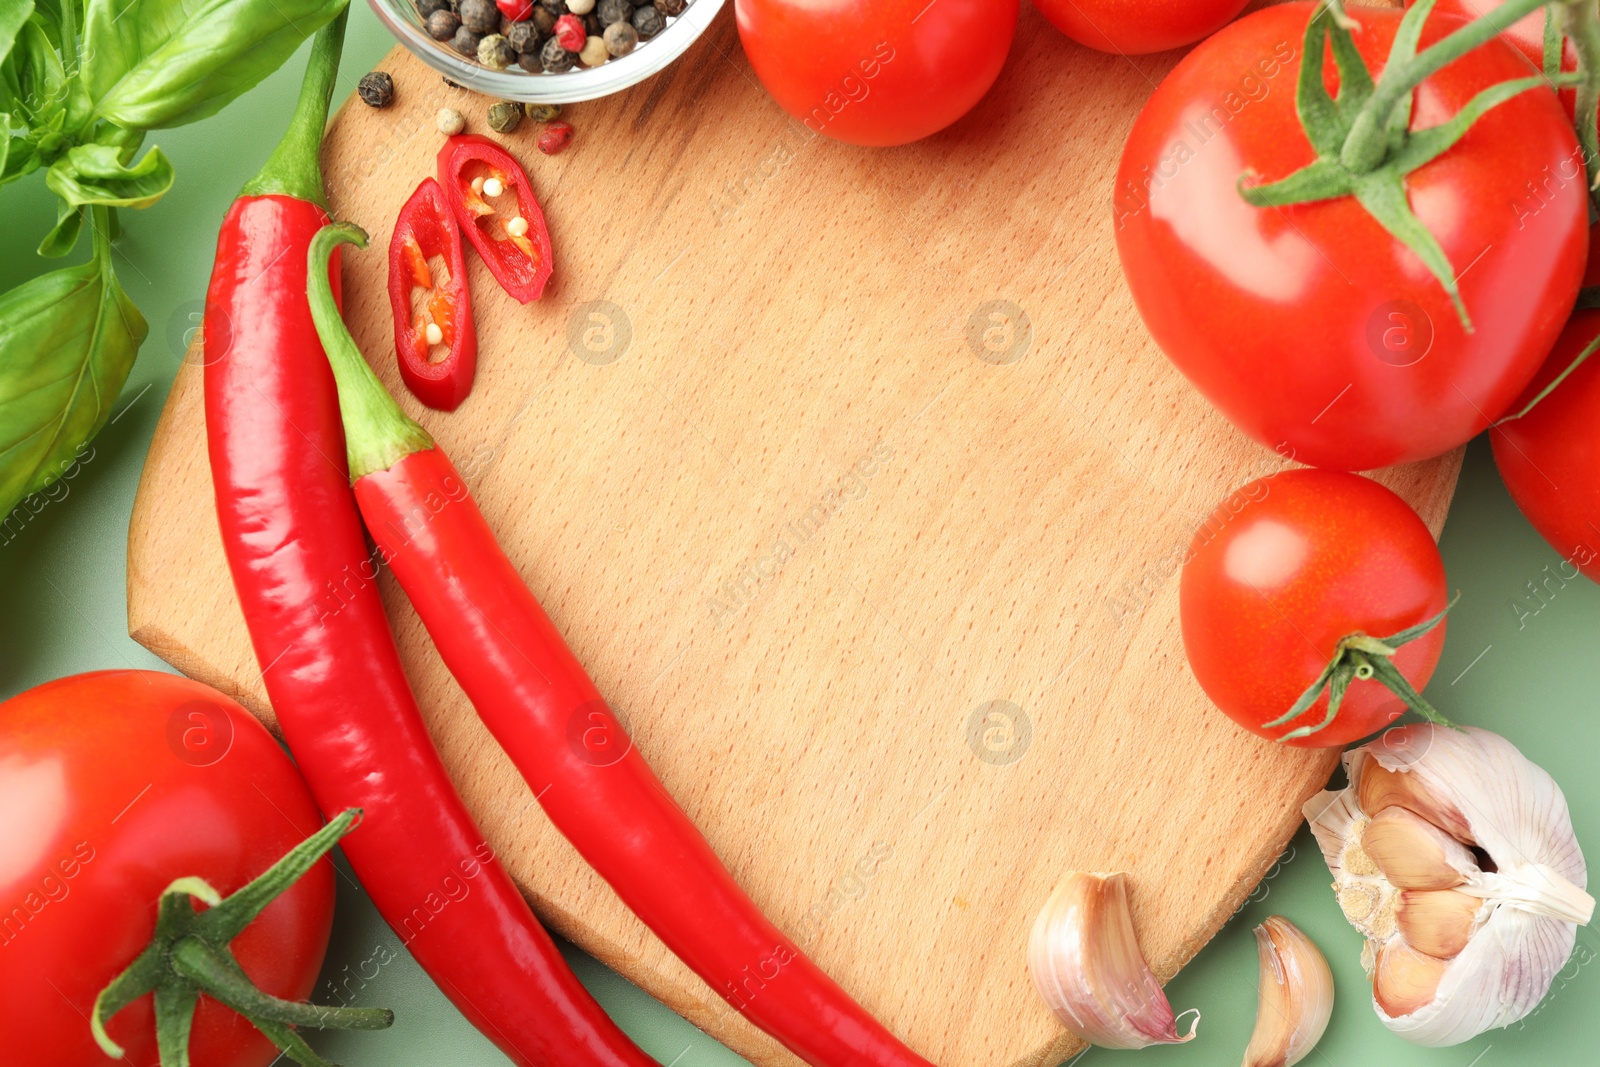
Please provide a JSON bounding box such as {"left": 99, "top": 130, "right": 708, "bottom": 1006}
{"left": 734, "top": 0, "right": 1017, "bottom": 147}
{"left": 0, "top": 671, "right": 335, "bottom": 1067}
{"left": 1035, "top": 0, "right": 1249, "bottom": 55}
{"left": 1492, "top": 223, "right": 1600, "bottom": 583}
{"left": 1417, "top": 0, "right": 1580, "bottom": 117}
{"left": 1180, "top": 470, "right": 1449, "bottom": 748}
{"left": 1116, "top": 3, "right": 1587, "bottom": 471}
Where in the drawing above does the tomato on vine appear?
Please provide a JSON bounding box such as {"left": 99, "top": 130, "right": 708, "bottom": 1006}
{"left": 1117, "top": 1, "right": 1588, "bottom": 471}
{"left": 1034, "top": 0, "right": 1250, "bottom": 56}
{"left": 1181, "top": 470, "right": 1451, "bottom": 748}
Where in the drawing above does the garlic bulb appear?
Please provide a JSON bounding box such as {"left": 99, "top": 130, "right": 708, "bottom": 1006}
{"left": 1242, "top": 917, "right": 1333, "bottom": 1067}
{"left": 1305, "top": 725, "right": 1593, "bottom": 1045}
{"left": 1028, "top": 872, "right": 1199, "bottom": 1049}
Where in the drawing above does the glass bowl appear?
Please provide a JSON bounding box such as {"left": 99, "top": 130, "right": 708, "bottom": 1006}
{"left": 367, "top": 0, "right": 728, "bottom": 104}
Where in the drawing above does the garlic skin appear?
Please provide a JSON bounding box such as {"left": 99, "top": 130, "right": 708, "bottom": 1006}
{"left": 1028, "top": 872, "right": 1199, "bottom": 1049}
{"left": 1242, "top": 917, "right": 1333, "bottom": 1067}
{"left": 1305, "top": 725, "right": 1593, "bottom": 1046}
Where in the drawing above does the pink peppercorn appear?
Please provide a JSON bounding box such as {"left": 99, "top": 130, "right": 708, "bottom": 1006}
{"left": 496, "top": 0, "right": 533, "bottom": 18}
{"left": 537, "top": 120, "right": 574, "bottom": 155}
{"left": 553, "top": 14, "right": 587, "bottom": 52}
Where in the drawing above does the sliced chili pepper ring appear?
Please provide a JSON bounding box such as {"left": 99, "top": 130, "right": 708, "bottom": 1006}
{"left": 437, "top": 134, "right": 554, "bottom": 303}
{"left": 389, "top": 176, "right": 478, "bottom": 411}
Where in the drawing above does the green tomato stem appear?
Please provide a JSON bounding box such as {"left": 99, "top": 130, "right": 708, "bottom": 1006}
{"left": 169, "top": 937, "right": 394, "bottom": 1031}
{"left": 240, "top": 3, "right": 349, "bottom": 207}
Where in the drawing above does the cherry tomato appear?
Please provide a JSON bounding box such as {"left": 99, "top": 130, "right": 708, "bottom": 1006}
{"left": 1180, "top": 470, "right": 1449, "bottom": 748}
{"left": 1416, "top": 0, "right": 1581, "bottom": 118}
{"left": 1035, "top": 0, "right": 1249, "bottom": 56}
{"left": 0, "top": 671, "right": 335, "bottom": 1067}
{"left": 1492, "top": 222, "right": 1600, "bottom": 583}
{"left": 1116, "top": 3, "right": 1587, "bottom": 471}
{"left": 734, "top": 0, "right": 1017, "bottom": 147}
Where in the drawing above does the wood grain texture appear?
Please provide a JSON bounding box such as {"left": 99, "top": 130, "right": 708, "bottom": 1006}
{"left": 128, "top": 5, "right": 1454, "bottom": 1066}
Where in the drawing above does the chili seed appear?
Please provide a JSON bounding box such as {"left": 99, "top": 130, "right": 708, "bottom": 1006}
{"left": 578, "top": 35, "right": 609, "bottom": 66}
{"left": 450, "top": 25, "right": 483, "bottom": 56}
{"left": 426, "top": 8, "right": 461, "bottom": 39}
{"left": 416, "top": 0, "right": 452, "bottom": 16}
{"left": 460, "top": 0, "right": 499, "bottom": 34}
{"left": 631, "top": 4, "right": 663, "bottom": 37}
{"left": 358, "top": 71, "right": 395, "bottom": 108}
{"left": 654, "top": 0, "right": 685, "bottom": 14}
{"left": 553, "top": 13, "right": 586, "bottom": 50}
{"left": 597, "top": 0, "right": 631, "bottom": 25}
{"left": 506, "top": 19, "right": 540, "bottom": 52}
{"left": 602, "top": 20, "right": 637, "bottom": 55}
{"left": 540, "top": 36, "right": 577, "bottom": 71}
{"left": 488, "top": 100, "right": 524, "bottom": 132}
{"left": 537, "top": 120, "right": 574, "bottom": 155}
{"left": 525, "top": 102, "right": 562, "bottom": 121}
{"left": 437, "top": 107, "right": 466, "bottom": 135}
{"left": 566, "top": 0, "right": 595, "bottom": 12}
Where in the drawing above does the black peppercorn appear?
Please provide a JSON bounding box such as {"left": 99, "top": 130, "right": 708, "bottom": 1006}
{"left": 531, "top": 6, "right": 557, "bottom": 33}
{"left": 450, "top": 25, "right": 483, "bottom": 56}
{"left": 654, "top": 0, "right": 685, "bottom": 14}
{"left": 506, "top": 19, "right": 540, "bottom": 52}
{"left": 459, "top": 0, "right": 499, "bottom": 34}
{"left": 536, "top": 0, "right": 563, "bottom": 14}
{"left": 427, "top": 8, "right": 461, "bottom": 39}
{"left": 416, "top": 0, "right": 452, "bottom": 16}
{"left": 597, "top": 0, "right": 631, "bottom": 25}
{"left": 357, "top": 71, "right": 395, "bottom": 108}
{"left": 540, "top": 36, "right": 576, "bottom": 71}
{"left": 444, "top": 75, "right": 467, "bottom": 89}
{"left": 583, "top": 12, "right": 602, "bottom": 36}
{"left": 602, "top": 19, "right": 637, "bottom": 55}
{"left": 631, "top": 4, "right": 663, "bottom": 37}
{"left": 517, "top": 51, "right": 543, "bottom": 72}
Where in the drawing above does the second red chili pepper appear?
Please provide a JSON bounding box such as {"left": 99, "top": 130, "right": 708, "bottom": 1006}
{"left": 389, "top": 176, "right": 477, "bottom": 411}
{"left": 307, "top": 221, "right": 936, "bottom": 1067}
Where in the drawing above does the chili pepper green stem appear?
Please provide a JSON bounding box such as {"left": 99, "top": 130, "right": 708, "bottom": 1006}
{"left": 1564, "top": 0, "right": 1600, "bottom": 192}
{"left": 306, "top": 223, "right": 434, "bottom": 480}
{"left": 1340, "top": 0, "right": 1555, "bottom": 174}
{"left": 240, "top": 3, "right": 350, "bottom": 207}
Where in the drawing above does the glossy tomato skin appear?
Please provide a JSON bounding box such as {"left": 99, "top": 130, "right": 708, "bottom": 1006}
{"left": 1419, "top": 0, "right": 1579, "bottom": 117}
{"left": 734, "top": 0, "right": 1017, "bottom": 147}
{"left": 1181, "top": 470, "right": 1449, "bottom": 748}
{"left": 1035, "top": 0, "right": 1249, "bottom": 56}
{"left": 1117, "top": 3, "right": 1587, "bottom": 471}
{"left": 0, "top": 671, "right": 334, "bottom": 1067}
{"left": 1492, "top": 224, "right": 1600, "bottom": 582}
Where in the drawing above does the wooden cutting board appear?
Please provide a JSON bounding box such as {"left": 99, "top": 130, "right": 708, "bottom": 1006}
{"left": 129, "top": 4, "right": 1453, "bottom": 1066}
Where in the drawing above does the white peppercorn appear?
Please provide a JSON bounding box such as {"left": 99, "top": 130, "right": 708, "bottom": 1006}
{"left": 566, "top": 0, "right": 595, "bottom": 12}
{"left": 437, "top": 107, "right": 466, "bottom": 135}
{"left": 578, "top": 35, "right": 609, "bottom": 66}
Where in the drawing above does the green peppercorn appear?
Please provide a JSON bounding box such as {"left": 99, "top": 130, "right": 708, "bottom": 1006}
{"left": 597, "top": 0, "right": 631, "bottom": 25}
{"left": 478, "top": 32, "right": 516, "bottom": 68}
{"left": 487, "top": 100, "right": 523, "bottom": 133}
{"left": 602, "top": 19, "right": 637, "bottom": 55}
{"left": 358, "top": 71, "right": 395, "bottom": 108}
{"left": 631, "top": 4, "right": 663, "bottom": 37}
{"left": 460, "top": 0, "right": 499, "bottom": 34}
{"left": 450, "top": 25, "right": 483, "bottom": 56}
{"left": 524, "top": 102, "right": 562, "bottom": 122}
{"left": 654, "top": 0, "right": 685, "bottom": 14}
{"left": 416, "top": 0, "right": 451, "bottom": 17}
{"left": 540, "top": 36, "right": 576, "bottom": 71}
{"left": 506, "top": 19, "right": 540, "bottom": 52}
{"left": 427, "top": 8, "right": 461, "bottom": 39}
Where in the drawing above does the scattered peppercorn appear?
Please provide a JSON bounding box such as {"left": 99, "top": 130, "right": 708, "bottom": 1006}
{"left": 460, "top": 0, "right": 499, "bottom": 33}
{"left": 437, "top": 107, "right": 466, "bottom": 135}
{"left": 444, "top": 76, "right": 467, "bottom": 88}
{"left": 537, "top": 120, "right": 574, "bottom": 155}
{"left": 631, "top": 4, "right": 663, "bottom": 37}
{"left": 540, "top": 36, "right": 576, "bottom": 71}
{"left": 566, "top": 0, "right": 595, "bottom": 12}
{"left": 487, "top": 100, "right": 524, "bottom": 132}
{"left": 654, "top": 0, "right": 685, "bottom": 14}
{"left": 450, "top": 25, "right": 483, "bottom": 56}
{"left": 597, "top": 0, "right": 631, "bottom": 25}
{"left": 427, "top": 8, "right": 461, "bottom": 40}
{"left": 523, "top": 102, "right": 559, "bottom": 121}
{"left": 578, "top": 34, "right": 609, "bottom": 66}
{"left": 358, "top": 70, "right": 395, "bottom": 108}
{"left": 478, "top": 33, "right": 517, "bottom": 68}
{"left": 506, "top": 19, "right": 540, "bottom": 52}
{"left": 602, "top": 20, "right": 637, "bottom": 56}
{"left": 417, "top": 0, "right": 451, "bottom": 16}
{"left": 553, "top": 13, "right": 586, "bottom": 50}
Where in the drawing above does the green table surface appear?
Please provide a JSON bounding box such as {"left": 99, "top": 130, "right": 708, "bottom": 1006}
{"left": 3, "top": 8, "right": 1598, "bottom": 1066}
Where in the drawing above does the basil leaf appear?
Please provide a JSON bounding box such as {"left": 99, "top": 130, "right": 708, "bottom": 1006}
{"left": 37, "top": 200, "right": 83, "bottom": 257}
{"left": 0, "top": 2, "right": 34, "bottom": 72}
{"left": 84, "top": 0, "right": 346, "bottom": 130}
{"left": 0, "top": 236, "right": 144, "bottom": 515}
{"left": 9, "top": 17, "right": 66, "bottom": 129}
{"left": 47, "top": 142, "right": 172, "bottom": 208}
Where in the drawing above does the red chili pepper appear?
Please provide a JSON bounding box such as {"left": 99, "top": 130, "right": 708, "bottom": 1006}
{"left": 204, "top": 18, "right": 658, "bottom": 1067}
{"left": 437, "top": 134, "right": 553, "bottom": 303}
{"left": 308, "top": 221, "right": 938, "bottom": 1067}
{"left": 389, "top": 177, "right": 477, "bottom": 411}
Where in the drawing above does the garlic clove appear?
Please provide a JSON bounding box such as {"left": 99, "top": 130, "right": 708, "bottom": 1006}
{"left": 1358, "top": 761, "right": 1474, "bottom": 844}
{"left": 1360, "top": 806, "right": 1478, "bottom": 891}
{"left": 1028, "top": 872, "right": 1199, "bottom": 1050}
{"left": 1374, "top": 940, "right": 1451, "bottom": 1018}
{"left": 1242, "top": 917, "right": 1333, "bottom": 1067}
{"left": 1395, "top": 890, "right": 1481, "bottom": 959}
